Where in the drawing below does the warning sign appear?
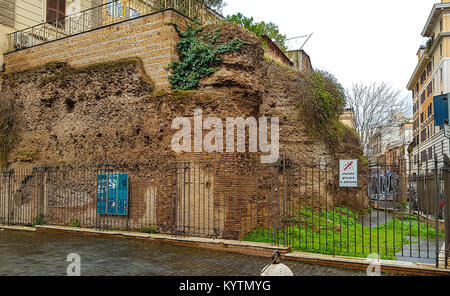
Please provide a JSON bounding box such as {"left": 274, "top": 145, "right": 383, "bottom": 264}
{"left": 339, "top": 159, "right": 358, "bottom": 188}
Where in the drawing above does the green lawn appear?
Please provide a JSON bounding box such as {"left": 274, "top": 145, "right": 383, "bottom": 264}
{"left": 243, "top": 207, "right": 444, "bottom": 260}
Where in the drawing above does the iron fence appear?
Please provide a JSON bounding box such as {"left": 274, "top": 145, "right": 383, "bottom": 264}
{"left": 443, "top": 155, "right": 450, "bottom": 268}
{"left": 7, "top": 0, "right": 225, "bottom": 53}
{"left": 0, "top": 157, "right": 448, "bottom": 267}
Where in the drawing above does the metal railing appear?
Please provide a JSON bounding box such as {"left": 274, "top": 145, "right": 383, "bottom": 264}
{"left": 1, "top": 157, "right": 448, "bottom": 266}
{"left": 6, "top": 0, "right": 224, "bottom": 53}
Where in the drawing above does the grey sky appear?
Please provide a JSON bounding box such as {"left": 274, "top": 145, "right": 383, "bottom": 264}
{"left": 222, "top": 0, "right": 436, "bottom": 102}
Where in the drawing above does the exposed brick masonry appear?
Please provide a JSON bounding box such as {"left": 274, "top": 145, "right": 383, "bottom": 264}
{"left": 3, "top": 9, "right": 187, "bottom": 89}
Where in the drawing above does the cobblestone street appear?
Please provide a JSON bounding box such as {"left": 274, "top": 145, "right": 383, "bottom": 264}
{"left": 0, "top": 231, "right": 365, "bottom": 276}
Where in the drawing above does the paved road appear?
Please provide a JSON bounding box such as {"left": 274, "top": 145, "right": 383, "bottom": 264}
{"left": 395, "top": 237, "right": 445, "bottom": 265}
{"left": 360, "top": 210, "right": 444, "bottom": 264}
{"left": 0, "top": 230, "right": 366, "bottom": 276}
{"left": 359, "top": 210, "right": 393, "bottom": 227}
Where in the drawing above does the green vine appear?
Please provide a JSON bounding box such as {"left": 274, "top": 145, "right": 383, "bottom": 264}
{"left": 297, "top": 71, "right": 346, "bottom": 146}
{"left": 167, "top": 22, "right": 244, "bottom": 90}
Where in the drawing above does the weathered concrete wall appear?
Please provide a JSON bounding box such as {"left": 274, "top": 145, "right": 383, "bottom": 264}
{"left": 286, "top": 49, "right": 313, "bottom": 72}
{"left": 261, "top": 35, "right": 293, "bottom": 68}
{"left": 3, "top": 9, "right": 188, "bottom": 89}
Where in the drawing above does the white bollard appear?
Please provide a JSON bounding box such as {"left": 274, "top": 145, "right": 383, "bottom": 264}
{"left": 260, "top": 250, "right": 294, "bottom": 276}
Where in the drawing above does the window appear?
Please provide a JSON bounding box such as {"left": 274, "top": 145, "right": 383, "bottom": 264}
{"left": 440, "top": 19, "right": 443, "bottom": 32}
{"left": 421, "top": 71, "right": 426, "bottom": 84}
{"left": 107, "top": 0, "right": 123, "bottom": 18}
{"left": 421, "top": 128, "right": 427, "bottom": 142}
{"left": 440, "top": 67, "right": 444, "bottom": 83}
{"left": 440, "top": 42, "right": 443, "bottom": 58}
{"left": 47, "top": 0, "right": 66, "bottom": 28}
{"left": 427, "top": 83, "right": 433, "bottom": 97}
{"left": 421, "top": 91, "right": 426, "bottom": 103}
{"left": 126, "top": 7, "right": 141, "bottom": 19}
{"left": 421, "top": 150, "right": 427, "bottom": 163}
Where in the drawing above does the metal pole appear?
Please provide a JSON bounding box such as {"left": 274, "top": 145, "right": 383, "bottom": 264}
{"left": 435, "top": 155, "right": 440, "bottom": 268}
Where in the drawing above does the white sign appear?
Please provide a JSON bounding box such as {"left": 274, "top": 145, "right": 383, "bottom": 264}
{"left": 339, "top": 159, "right": 358, "bottom": 188}
{"left": 445, "top": 124, "right": 450, "bottom": 140}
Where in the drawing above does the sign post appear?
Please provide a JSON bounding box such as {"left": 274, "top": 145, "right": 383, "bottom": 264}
{"left": 339, "top": 159, "right": 358, "bottom": 188}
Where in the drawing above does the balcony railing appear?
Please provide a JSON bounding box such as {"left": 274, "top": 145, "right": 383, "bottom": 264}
{"left": 6, "top": 0, "right": 224, "bottom": 53}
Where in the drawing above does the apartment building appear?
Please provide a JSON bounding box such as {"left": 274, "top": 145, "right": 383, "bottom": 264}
{"left": 339, "top": 108, "right": 357, "bottom": 130}
{"left": 407, "top": 0, "right": 450, "bottom": 171}
{"left": 0, "top": 1, "right": 223, "bottom": 88}
{"left": 367, "top": 113, "right": 411, "bottom": 165}
{"left": 0, "top": 0, "right": 102, "bottom": 67}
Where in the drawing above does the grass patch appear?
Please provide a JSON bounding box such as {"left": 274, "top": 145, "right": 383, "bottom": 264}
{"left": 32, "top": 213, "right": 46, "bottom": 226}
{"left": 70, "top": 219, "right": 81, "bottom": 228}
{"left": 140, "top": 226, "right": 160, "bottom": 234}
{"left": 244, "top": 207, "right": 444, "bottom": 260}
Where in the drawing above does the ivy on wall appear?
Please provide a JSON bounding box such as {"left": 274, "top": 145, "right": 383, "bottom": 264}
{"left": 167, "top": 22, "right": 244, "bottom": 90}
{"left": 297, "top": 70, "right": 346, "bottom": 146}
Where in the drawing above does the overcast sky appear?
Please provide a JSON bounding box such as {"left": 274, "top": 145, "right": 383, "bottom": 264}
{"left": 222, "top": 0, "right": 437, "bottom": 103}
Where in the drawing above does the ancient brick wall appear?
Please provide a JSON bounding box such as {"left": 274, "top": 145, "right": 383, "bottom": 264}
{"left": 3, "top": 9, "right": 188, "bottom": 89}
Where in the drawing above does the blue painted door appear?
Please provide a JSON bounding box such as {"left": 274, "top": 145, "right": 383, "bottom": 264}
{"left": 97, "top": 173, "right": 128, "bottom": 215}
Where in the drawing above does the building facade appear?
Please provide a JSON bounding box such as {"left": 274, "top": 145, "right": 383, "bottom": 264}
{"left": 286, "top": 49, "right": 312, "bottom": 72}
{"left": 340, "top": 107, "right": 357, "bottom": 130}
{"left": 407, "top": 0, "right": 450, "bottom": 171}
{"left": 367, "top": 114, "right": 412, "bottom": 165}
{"left": 0, "top": 0, "right": 100, "bottom": 67}
{"left": 0, "top": 0, "right": 224, "bottom": 88}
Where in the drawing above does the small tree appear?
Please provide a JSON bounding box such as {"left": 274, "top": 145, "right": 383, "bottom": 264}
{"left": 226, "top": 12, "right": 287, "bottom": 51}
{"left": 204, "top": 0, "right": 225, "bottom": 12}
{"left": 346, "top": 82, "right": 410, "bottom": 154}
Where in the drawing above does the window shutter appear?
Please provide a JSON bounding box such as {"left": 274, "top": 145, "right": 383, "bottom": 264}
{"left": 47, "top": 0, "right": 66, "bottom": 26}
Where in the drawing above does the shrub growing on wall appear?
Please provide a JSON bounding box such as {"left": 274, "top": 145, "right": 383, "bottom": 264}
{"left": 0, "top": 92, "right": 20, "bottom": 168}
{"left": 167, "top": 22, "right": 244, "bottom": 90}
{"left": 298, "top": 70, "right": 346, "bottom": 146}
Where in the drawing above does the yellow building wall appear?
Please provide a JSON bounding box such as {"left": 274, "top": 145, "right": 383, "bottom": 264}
{"left": 2, "top": 1, "right": 99, "bottom": 66}
{"left": 15, "top": 0, "right": 45, "bottom": 29}
{"left": 0, "top": 24, "right": 14, "bottom": 66}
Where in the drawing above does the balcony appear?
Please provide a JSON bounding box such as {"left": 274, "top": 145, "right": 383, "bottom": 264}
{"left": 6, "top": 0, "right": 224, "bottom": 53}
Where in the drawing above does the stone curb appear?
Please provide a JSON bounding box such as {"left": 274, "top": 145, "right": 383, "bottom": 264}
{"left": 32, "top": 225, "right": 290, "bottom": 258}
{"left": 285, "top": 251, "right": 450, "bottom": 276}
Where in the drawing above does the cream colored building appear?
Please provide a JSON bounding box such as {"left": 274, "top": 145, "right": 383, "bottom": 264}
{"left": 340, "top": 108, "right": 357, "bottom": 130}
{"left": 0, "top": 0, "right": 100, "bottom": 67}
{"left": 407, "top": 0, "right": 450, "bottom": 170}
